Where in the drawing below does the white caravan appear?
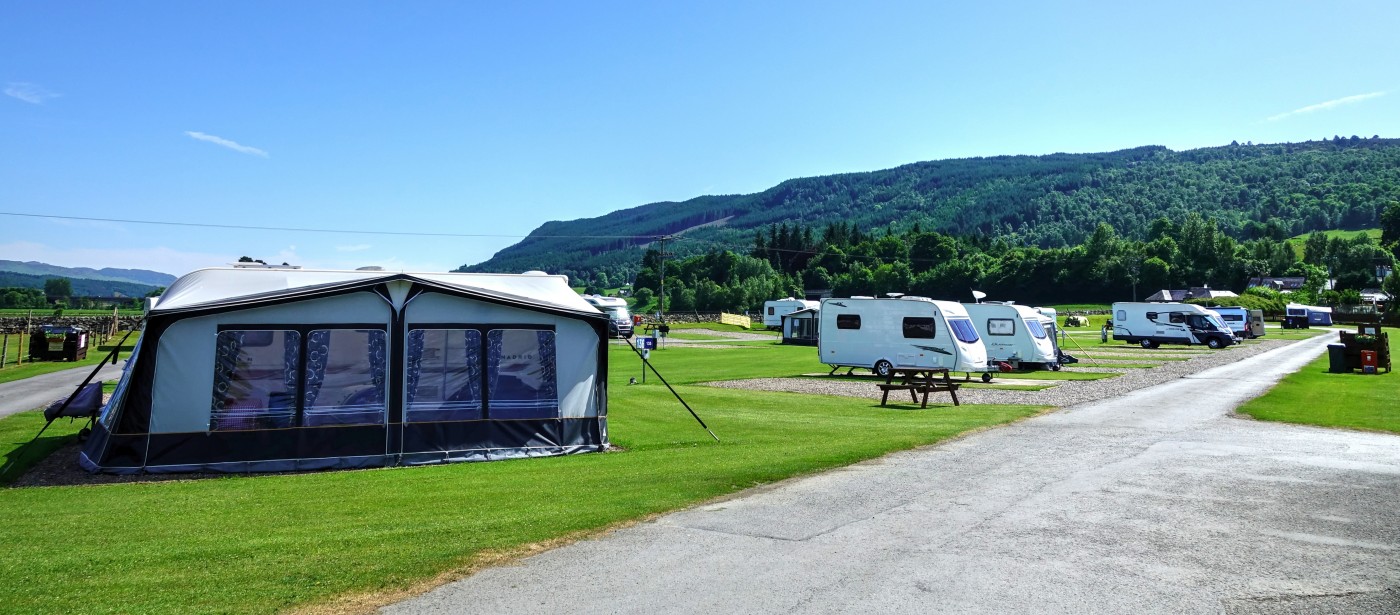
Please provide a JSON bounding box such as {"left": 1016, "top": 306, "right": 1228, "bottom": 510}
{"left": 818, "top": 296, "right": 988, "bottom": 377}
{"left": 962, "top": 302, "right": 1059, "bottom": 370}
{"left": 763, "top": 298, "right": 820, "bottom": 329}
{"left": 1111, "top": 302, "right": 1237, "bottom": 349}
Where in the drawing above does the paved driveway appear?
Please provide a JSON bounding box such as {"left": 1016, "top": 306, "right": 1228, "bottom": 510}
{"left": 387, "top": 333, "right": 1399, "bottom": 614}
{"left": 0, "top": 361, "right": 125, "bottom": 419}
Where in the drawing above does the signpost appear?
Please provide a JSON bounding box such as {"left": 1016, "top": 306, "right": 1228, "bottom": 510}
{"left": 637, "top": 336, "right": 656, "bottom": 383}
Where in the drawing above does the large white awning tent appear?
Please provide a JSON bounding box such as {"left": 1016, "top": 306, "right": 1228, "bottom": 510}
{"left": 81, "top": 268, "right": 610, "bottom": 474}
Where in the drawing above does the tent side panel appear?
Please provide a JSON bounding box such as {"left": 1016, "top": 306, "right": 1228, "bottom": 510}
{"left": 149, "top": 292, "right": 393, "bottom": 434}
{"left": 141, "top": 425, "right": 389, "bottom": 472}
{"left": 399, "top": 417, "right": 605, "bottom": 465}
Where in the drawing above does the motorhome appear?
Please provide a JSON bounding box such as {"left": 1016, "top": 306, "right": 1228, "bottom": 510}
{"left": 962, "top": 302, "right": 1058, "bottom": 370}
{"left": 1110, "top": 302, "right": 1237, "bottom": 349}
{"left": 817, "top": 296, "right": 988, "bottom": 376}
{"left": 1212, "top": 306, "right": 1266, "bottom": 338}
{"left": 763, "top": 298, "right": 820, "bottom": 329}
{"left": 584, "top": 295, "right": 634, "bottom": 338}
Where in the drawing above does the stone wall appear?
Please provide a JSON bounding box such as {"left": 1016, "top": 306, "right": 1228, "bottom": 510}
{"left": 1, "top": 315, "right": 143, "bottom": 335}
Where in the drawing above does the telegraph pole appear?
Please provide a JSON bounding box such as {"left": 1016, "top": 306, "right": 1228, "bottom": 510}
{"left": 657, "top": 235, "right": 673, "bottom": 323}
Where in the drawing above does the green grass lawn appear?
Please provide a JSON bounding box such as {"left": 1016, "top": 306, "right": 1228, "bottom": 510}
{"left": 1239, "top": 332, "right": 1399, "bottom": 434}
{"left": 0, "top": 341, "right": 1044, "bottom": 615}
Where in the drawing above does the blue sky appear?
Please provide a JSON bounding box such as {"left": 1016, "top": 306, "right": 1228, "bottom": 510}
{"left": 3, "top": 1, "right": 1398, "bottom": 277}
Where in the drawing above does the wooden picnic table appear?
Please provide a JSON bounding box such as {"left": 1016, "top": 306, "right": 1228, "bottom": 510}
{"left": 877, "top": 367, "right": 961, "bottom": 408}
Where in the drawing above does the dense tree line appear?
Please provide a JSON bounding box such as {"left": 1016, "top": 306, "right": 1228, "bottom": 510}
{"left": 628, "top": 208, "right": 1398, "bottom": 313}
{"left": 463, "top": 138, "right": 1400, "bottom": 288}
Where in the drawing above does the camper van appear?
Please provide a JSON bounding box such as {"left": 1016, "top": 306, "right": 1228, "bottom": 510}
{"left": 763, "top": 298, "right": 820, "bottom": 329}
{"left": 584, "top": 295, "right": 634, "bottom": 338}
{"left": 818, "top": 296, "right": 988, "bottom": 376}
{"left": 1212, "top": 306, "right": 1265, "bottom": 339}
{"left": 1111, "top": 302, "right": 1237, "bottom": 349}
{"left": 962, "top": 302, "right": 1058, "bottom": 370}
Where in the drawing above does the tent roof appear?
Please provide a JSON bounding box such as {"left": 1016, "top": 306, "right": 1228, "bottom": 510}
{"left": 152, "top": 268, "right": 599, "bottom": 315}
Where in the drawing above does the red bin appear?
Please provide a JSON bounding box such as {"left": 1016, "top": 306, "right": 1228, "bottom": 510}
{"left": 1361, "top": 350, "right": 1378, "bottom": 373}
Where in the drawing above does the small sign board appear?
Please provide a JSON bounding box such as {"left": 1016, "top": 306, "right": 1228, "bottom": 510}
{"left": 639, "top": 337, "right": 657, "bottom": 350}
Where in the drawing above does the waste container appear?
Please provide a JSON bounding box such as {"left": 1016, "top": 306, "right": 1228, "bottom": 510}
{"left": 28, "top": 325, "right": 89, "bottom": 362}
{"left": 1361, "top": 350, "right": 1378, "bottom": 374}
{"left": 1327, "top": 344, "right": 1349, "bottom": 373}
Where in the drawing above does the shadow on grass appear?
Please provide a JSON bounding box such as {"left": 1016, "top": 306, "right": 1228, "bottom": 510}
{"left": 1, "top": 431, "right": 80, "bottom": 485}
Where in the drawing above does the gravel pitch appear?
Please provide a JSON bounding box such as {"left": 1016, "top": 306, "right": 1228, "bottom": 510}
{"left": 704, "top": 338, "right": 1304, "bottom": 408}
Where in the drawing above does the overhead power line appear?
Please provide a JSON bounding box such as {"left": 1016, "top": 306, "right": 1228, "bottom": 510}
{"left": 0, "top": 212, "right": 666, "bottom": 241}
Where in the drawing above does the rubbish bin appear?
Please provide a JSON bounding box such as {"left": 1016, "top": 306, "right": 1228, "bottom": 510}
{"left": 1327, "top": 344, "right": 1349, "bottom": 373}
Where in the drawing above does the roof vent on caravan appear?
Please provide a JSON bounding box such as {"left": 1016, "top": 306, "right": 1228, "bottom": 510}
{"left": 355, "top": 266, "right": 384, "bottom": 271}
{"left": 231, "top": 262, "right": 302, "bottom": 269}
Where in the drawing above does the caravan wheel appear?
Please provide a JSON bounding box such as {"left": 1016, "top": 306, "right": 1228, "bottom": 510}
{"left": 981, "top": 372, "right": 993, "bottom": 383}
{"left": 1207, "top": 336, "right": 1225, "bottom": 349}
{"left": 1140, "top": 339, "right": 1159, "bottom": 349}
{"left": 873, "top": 360, "right": 894, "bottom": 378}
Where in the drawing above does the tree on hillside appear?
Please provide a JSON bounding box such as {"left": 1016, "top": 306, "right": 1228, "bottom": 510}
{"left": 44, "top": 277, "right": 73, "bottom": 300}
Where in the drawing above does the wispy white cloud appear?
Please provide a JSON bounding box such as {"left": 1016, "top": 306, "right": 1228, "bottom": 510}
{"left": 5, "top": 82, "right": 60, "bottom": 104}
{"left": 184, "top": 130, "right": 269, "bottom": 157}
{"left": 336, "top": 244, "right": 372, "bottom": 252}
{"left": 1266, "top": 91, "right": 1386, "bottom": 122}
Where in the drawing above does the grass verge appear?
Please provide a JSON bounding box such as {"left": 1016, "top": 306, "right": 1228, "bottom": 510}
{"left": 1238, "top": 333, "right": 1399, "bottom": 434}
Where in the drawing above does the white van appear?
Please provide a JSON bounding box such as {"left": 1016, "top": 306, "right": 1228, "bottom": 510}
{"left": 963, "top": 302, "right": 1059, "bottom": 370}
{"left": 1212, "top": 306, "right": 1265, "bottom": 338}
{"left": 1111, "top": 302, "right": 1237, "bottom": 349}
{"left": 583, "top": 295, "right": 634, "bottom": 338}
{"left": 818, "top": 296, "right": 988, "bottom": 376}
{"left": 763, "top": 298, "right": 820, "bottom": 329}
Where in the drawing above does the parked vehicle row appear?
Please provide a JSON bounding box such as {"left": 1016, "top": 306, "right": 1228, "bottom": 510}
{"left": 1110, "top": 302, "right": 1242, "bottom": 349}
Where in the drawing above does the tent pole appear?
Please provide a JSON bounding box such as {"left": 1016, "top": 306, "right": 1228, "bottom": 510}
{"left": 624, "top": 342, "right": 719, "bottom": 442}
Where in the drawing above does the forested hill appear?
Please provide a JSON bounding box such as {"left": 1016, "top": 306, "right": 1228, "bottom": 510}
{"left": 459, "top": 137, "right": 1400, "bottom": 282}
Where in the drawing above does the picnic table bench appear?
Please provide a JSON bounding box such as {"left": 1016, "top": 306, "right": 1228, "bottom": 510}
{"left": 877, "top": 367, "right": 961, "bottom": 408}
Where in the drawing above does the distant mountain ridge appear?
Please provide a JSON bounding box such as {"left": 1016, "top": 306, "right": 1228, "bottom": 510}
{"left": 0, "top": 260, "right": 176, "bottom": 287}
{"left": 458, "top": 137, "right": 1400, "bottom": 283}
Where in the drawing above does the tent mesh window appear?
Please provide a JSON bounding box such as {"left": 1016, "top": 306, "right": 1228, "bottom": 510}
{"left": 302, "top": 329, "right": 388, "bottom": 427}
{"left": 210, "top": 330, "right": 301, "bottom": 431}
{"left": 486, "top": 329, "right": 559, "bottom": 420}
{"left": 405, "top": 329, "right": 483, "bottom": 422}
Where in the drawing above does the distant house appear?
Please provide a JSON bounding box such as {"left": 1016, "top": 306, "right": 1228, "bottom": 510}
{"left": 1143, "top": 287, "right": 1239, "bottom": 302}
{"left": 1246, "top": 276, "right": 1307, "bottom": 292}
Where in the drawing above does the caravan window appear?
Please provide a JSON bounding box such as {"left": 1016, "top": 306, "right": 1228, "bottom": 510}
{"left": 948, "top": 318, "right": 980, "bottom": 344}
{"left": 1169, "top": 313, "right": 1185, "bottom": 324}
{"left": 987, "top": 318, "right": 1015, "bottom": 336}
{"left": 302, "top": 329, "right": 387, "bottom": 427}
{"left": 406, "top": 329, "right": 483, "bottom": 422}
{"left": 1222, "top": 314, "right": 1243, "bottom": 321}
{"left": 902, "top": 317, "right": 936, "bottom": 339}
{"left": 1023, "top": 319, "right": 1048, "bottom": 339}
{"left": 767, "top": 307, "right": 775, "bottom": 316}
{"left": 487, "top": 329, "right": 559, "bottom": 419}
{"left": 210, "top": 330, "right": 301, "bottom": 431}
{"left": 836, "top": 314, "right": 861, "bottom": 330}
